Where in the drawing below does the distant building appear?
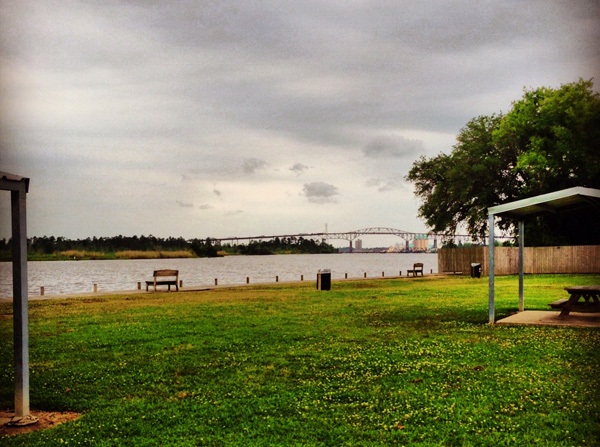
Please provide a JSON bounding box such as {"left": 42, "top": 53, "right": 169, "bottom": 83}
{"left": 387, "top": 243, "right": 402, "bottom": 253}
{"left": 355, "top": 239, "right": 363, "bottom": 251}
{"left": 413, "top": 236, "right": 429, "bottom": 251}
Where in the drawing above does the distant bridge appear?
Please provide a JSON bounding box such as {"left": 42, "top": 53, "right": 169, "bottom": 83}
{"left": 210, "top": 227, "right": 478, "bottom": 251}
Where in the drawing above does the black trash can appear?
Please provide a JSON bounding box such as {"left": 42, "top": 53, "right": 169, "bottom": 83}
{"left": 316, "top": 269, "right": 331, "bottom": 290}
{"left": 470, "top": 263, "right": 482, "bottom": 278}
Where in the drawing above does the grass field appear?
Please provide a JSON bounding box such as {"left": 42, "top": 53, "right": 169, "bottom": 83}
{"left": 1, "top": 274, "right": 599, "bottom": 446}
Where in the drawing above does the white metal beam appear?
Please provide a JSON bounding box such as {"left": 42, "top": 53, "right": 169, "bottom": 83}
{"left": 488, "top": 213, "right": 495, "bottom": 324}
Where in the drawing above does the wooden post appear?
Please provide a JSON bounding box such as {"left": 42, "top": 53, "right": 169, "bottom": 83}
{"left": 518, "top": 220, "right": 524, "bottom": 312}
{"left": 137, "top": 282, "right": 141, "bottom": 290}
{"left": 246, "top": 277, "right": 250, "bottom": 284}
{"left": 301, "top": 275, "right": 304, "bottom": 281}
{"left": 179, "top": 280, "right": 183, "bottom": 288}
{"left": 276, "top": 276, "right": 279, "bottom": 282}
{"left": 215, "top": 278, "right": 218, "bottom": 286}
{"left": 382, "top": 271, "right": 385, "bottom": 277}
{"left": 40, "top": 286, "right": 44, "bottom": 296}
{"left": 345, "top": 273, "right": 348, "bottom": 279}
{"left": 364, "top": 272, "right": 367, "bottom": 278}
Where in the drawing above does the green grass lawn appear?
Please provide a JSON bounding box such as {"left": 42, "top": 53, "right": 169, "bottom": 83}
{"left": 1, "top": 274, "right": 599, "bottom": 446}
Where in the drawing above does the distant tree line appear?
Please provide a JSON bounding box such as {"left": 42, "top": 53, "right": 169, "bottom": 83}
{"left": 232, "top": 236, "right": 337, "bottom": 255}
{"left": 26, "top": 235, "right": 190, "bottom": 254}
{"left": 0, "top": 235, "right": 337, "bottom": 260}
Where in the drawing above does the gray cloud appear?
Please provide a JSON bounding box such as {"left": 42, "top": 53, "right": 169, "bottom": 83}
{"left": 290, "top": 163, "right": 309, "bottom": 174}
{"left": 302, "top": 182, "right": 339, "bottom": 204}
{"left": 0, "top": 0, "right": 598, "bottom": 239}
{"left": 365, "top": 178, "right": 403, "bottom": 193}
{"left": 242, "top": 158, "right": 268, "bottom": 174}
{"left": 176, "top": 201, "right": 194, "bottom": 208}
{"left": 198, "top": 204, "right": 213, "bottom": 210}
{"left": 363, "top": 136, "right": 425, "bottom": 159}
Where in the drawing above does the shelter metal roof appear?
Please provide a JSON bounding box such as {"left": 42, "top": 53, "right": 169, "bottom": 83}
{"left": 488, "top": 187, "right": 600, "bottom": 220}
{"left": 0, "top": 171, "right": 30, "bottom": 193}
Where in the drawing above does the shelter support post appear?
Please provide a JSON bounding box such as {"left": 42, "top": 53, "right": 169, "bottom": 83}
{"left": 488, "top": 213, "right": 495, "bottom": 324}
{"left": 11, "top": 186, "right": 29, "bottom": 418}
{"left": 518, "top": 220, "right": 524, "bottom": 312}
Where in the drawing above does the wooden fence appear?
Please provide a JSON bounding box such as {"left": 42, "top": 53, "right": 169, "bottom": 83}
{"left": 438, "top": 245, "right": 600, "bottom": 276}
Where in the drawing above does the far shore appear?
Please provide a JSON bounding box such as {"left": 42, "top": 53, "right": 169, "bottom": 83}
{"left": 1, "top": 249, "right": 220, "bottom": 262}
{"left": 1, "top": 249, "right": 439, "bottom": 262}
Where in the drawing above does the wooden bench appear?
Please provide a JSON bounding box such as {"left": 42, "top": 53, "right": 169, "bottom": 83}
{"left": 549, "top": 285, "right": 600, "bottom": 316}
{"left": 145, "top": 269, "right": 180, "bottom": 292}
{"left": 407, "top": 263, "right": 424, "bottom": 277}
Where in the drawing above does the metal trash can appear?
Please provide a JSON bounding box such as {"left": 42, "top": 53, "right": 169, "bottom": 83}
{"left": 470, "top": 263, "right": 482, "bottom": 278}
{"left": 316, "top": 269, "right": 331, "bottom": 290}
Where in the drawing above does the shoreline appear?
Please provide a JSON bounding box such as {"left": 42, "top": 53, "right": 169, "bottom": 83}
{"left": 0, "top": 273, "right": 442, "bottom": 304}
{"left": 1, "top": 252, "right": 440, "bottom": 300}
{"left": 0, "top": 250, "right": 435, "bottom": 263}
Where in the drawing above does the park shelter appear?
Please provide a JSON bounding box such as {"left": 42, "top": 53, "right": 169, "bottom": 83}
{"left": 487, "top": 187, "right": 600, "bottom": 324}
{"left": 0, "top": 172, "right": 33, "bottom": 421}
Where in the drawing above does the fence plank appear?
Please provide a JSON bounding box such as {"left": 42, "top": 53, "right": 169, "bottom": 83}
{"left": 438, "top": 245, "right": 600, "bottom": 275}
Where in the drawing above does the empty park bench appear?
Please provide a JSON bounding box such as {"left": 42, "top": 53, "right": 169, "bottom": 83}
{"left": 549, "top": 285, "right": 600, "bottom": 317}
{"left": 407, "top": 263, "right": 424, "bottom": 277}
{"left": 145, "top": 269, "right": 180, "bottom": 292}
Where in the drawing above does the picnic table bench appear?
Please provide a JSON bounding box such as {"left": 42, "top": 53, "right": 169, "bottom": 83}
{"left": 549, "top": 285, "right": 600, "bottom": 317}
{"left": 407, "top": 263, "right": 424, "bottom": 277}
{"left": 145, "top": 269, "right": 180, "bottom": 292}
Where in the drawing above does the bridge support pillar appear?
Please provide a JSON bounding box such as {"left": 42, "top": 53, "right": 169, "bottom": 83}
{"left": 405, "top": 240, "right": 410, "bottom": 252}
{"left": 349, "top": 240, "right": 353, "bottom": 253}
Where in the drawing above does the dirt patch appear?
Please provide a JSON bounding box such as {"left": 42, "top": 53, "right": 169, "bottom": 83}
{"left": 0, "top": 410, "right": 81, "bottom": 437}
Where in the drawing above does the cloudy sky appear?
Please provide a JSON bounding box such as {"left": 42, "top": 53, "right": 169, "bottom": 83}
{"left": 1, "top": 1, "right": 598, "bottom": 246}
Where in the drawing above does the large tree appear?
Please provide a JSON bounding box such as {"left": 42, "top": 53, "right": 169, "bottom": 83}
{"left": 406, "top": 79, "right": 600, "bottom": 245}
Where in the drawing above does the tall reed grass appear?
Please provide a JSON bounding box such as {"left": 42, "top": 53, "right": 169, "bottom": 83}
{"left": 60, "top": 250, "right": 105, "bottom": 259}
{"left": 57, "top": 250, "right": 195, "bottom": 260}
{"left": 114, "top": 250, "right": 194, "bottom": 259}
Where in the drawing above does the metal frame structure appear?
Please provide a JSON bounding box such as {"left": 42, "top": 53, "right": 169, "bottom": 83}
{"left": 487, "top": 187, "right": 600, "bottom": 323}
{"left": 0, "top": 172, "right": 31, "bottom": 418}
{"left": 210, "top": 227, "right": 478, "bottom": 252}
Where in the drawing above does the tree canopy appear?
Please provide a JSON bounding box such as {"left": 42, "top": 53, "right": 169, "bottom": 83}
{"left": 406, "top": 79, "right": 600, "bottom": 245}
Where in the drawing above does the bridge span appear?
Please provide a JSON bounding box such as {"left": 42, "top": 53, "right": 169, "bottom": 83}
{"left": 210, "top": 227, "right": 475, "bottom": 251}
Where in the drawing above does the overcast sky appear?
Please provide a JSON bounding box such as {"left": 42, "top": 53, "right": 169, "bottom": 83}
{"left": 1, "top": 1, "right": 598, "bottom": 246}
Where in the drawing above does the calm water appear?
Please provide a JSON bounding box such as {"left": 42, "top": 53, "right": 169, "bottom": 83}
{"left": 0, "top": 253, "right": 438, "bottom": 298}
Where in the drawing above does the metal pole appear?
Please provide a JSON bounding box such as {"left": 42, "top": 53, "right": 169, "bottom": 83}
{"left": 518, "top": 220, "right": 524, "bottom": 312}
{"left": 488, "top": 213, "right": 495, "bottom": 324}
{"left": 12, "top": 186, "right": 29, "bottom": 417}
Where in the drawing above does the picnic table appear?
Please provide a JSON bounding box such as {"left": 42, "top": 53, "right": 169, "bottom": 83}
{"left": 549, "top": 285, "right": 600, "bottom": 317}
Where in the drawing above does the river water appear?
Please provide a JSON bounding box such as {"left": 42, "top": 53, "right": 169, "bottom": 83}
{"left": 0, "top": 253, "right": 438, "bottom": 298}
